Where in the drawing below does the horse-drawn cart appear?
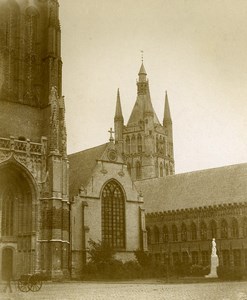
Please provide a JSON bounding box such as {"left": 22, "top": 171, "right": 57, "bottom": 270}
{"left": 17, "top": 273, "right": 43, "bottom": 292}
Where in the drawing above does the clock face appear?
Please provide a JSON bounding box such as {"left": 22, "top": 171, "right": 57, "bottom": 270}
{"left": 108, "top": 149, "right": 117, "bottom": 162}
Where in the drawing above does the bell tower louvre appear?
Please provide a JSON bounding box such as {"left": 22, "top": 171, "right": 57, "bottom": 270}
{"left": 0, "top": 0, "right": 69, "bottom": 280}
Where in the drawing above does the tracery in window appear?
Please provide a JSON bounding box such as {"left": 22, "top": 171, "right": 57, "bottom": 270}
{"left": 101, "top": 180, "right": 125, "bottom": 249}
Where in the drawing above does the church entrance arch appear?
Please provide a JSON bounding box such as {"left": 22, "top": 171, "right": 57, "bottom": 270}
{"left": 0, "top": 162, "right": 37, "bottom": 278}
{"left": 2, "top": 248, "right": 13, "bottom": 280}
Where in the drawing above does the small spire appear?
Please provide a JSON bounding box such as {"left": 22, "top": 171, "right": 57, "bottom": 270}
{"left": 114, "top": 88, "right": 123, "bottom": 120}
{"left": 163, "top": 91, "right": 172, "bottom": 125}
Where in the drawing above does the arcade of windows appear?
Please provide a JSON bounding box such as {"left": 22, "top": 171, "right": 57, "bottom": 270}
{"left": 101, "top": 180, "right": 125, "bottom": 249}
{"left": 146, "top": 217, "right": 247, "bottom": 245}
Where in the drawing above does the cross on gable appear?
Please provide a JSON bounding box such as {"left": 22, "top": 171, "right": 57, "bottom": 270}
{"left": 108, "top": 128, "right": 115, "bottom": 142}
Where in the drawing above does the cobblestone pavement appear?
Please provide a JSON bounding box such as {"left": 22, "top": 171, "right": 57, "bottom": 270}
{"left": 0, "top": 280, "right": 247, "bottom": 300}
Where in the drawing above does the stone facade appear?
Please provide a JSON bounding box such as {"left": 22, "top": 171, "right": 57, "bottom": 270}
{"left": 0, "top": 0, "right": 69, "bottom": 280}
{"left": 69, "top": 142, "right": 146, "bottom": 278}
{"left": 146, "top": 203, "right": 247, "bottom": 268}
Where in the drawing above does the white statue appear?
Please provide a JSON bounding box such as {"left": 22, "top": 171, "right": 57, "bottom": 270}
{"left": 211, "top": 238, "right": 217, "bottom": 257}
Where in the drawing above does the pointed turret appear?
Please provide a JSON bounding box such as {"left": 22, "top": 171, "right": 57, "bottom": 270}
{"left": 138, "top": 63, "right": 147, "bottom": 82}
{"left": 163, "top": 91, "right": 172, "bottom": 126}
{"left": 114, "top": 89, "right": 124, "bottom": 151}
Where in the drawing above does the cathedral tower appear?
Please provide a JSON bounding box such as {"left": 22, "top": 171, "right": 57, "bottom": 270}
{"left": 0, "top": 0, "right": 69, "bottom": 279}
{"left": 115, "top": 63, "right": 175, "bottom": 181}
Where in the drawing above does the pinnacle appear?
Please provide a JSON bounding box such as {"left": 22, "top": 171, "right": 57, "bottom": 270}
{"left": 163, "top": 91, "right": 172, "bottom": 124}
{"left": 114, "top": 88, "right": 123, "bottom": 120}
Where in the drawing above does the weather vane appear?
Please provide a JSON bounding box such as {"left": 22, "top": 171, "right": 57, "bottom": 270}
{"left": 141, "top": 50, "right": 144, "bottom": 63}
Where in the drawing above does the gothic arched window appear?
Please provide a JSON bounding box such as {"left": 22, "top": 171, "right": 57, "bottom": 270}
{"left": 172, "top": 224, "right": 178, "bottom": 242}
{"left": 146, "top": 227, "right": 151, "bottom": 245}
{"left": 136, "top": 161, "right": 141, "bottom": 180}
{"left": 137, "top": 134, "right": 142, "bottom": 153}
{"left": 1, "top": 1, "right": 20, "bottom": 97}
{"left": 2, "top": 190, "right": 14, "bottom": 236}
{"left": 191, "top": 222, "right": 197, "bottom": 240}
{"left": 165, "top": 164, "right": 169, "bottom": 176}
{"left": 163, "top": 225, "right": 169, "bottom": 242}
{"left": 221, "top": 219, "right": 228, "bottom": 239}
{"left": 200, "top": 221, "right": 207, "bottom": 240}
{"left": 153, "top": 226, "right": 160, "bottom": 243}
{"left": 243, "top": 218, "right": 247, "bottom": 238}
{"left": 231, "top": 218, "right": 239, "bottom": 238}
{"left": 160, "top": 162, "right": 164, "bottom": 177}
{"left": 101, "top": 180, "right": 125, "bottom": 249}
{"left": 131, "top": 135, "right": 136, "bottom": 153}
{"left": 210, "top": 220, "right": 217, "bottom": 239}
{"left": 156, "top": 136, "right": 159, "bottom": 153}
{"left": 181, "top": 223, "right": 187, "bottom": 241}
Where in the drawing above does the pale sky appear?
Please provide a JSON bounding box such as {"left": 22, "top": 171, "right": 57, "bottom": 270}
{"left": 60, "top": 0, "right": 247, "bottom": 174}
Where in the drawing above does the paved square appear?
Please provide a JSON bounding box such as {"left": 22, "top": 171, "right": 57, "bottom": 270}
{"left": 1, "top": 280, "right": 247, "bottom": 300}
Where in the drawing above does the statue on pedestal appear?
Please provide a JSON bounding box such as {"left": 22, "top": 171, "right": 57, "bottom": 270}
{"left": 206, "top": 238, "right": 219, "bottom": 278}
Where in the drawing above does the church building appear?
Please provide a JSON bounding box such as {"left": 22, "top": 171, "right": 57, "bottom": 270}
{"left": 69, "top": 139, "right": 146, "bottom": 278}
{"left": 1, "top": 0, "right": 247, "bottom": 281}
{"left": 0, "top": 0, "right": 70, "bottom": 280}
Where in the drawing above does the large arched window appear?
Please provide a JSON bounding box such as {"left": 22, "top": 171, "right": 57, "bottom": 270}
{"left": 1, "top": 1, "right": 20, "bottom": 99}
{"left": 163, "top": 225, "right": 169, "bottom": 242}
{"left": 191, "top": 222, "right": 197, "bottom": 240}
{"left": 221, "top": 219, "right": 228, "bottom": 239}
{"left": 200, "top": 221, "right": 207, "bottom": 240}
{"left": 153, "top": 226, "right": 160, "bottom": 243}
{"left": 136, "top": 161, "right": 141, "bottom": 180}
{"left": 24, "top": 6, "right": 39, "bottom": 104}
{"left": 181, "top": 223, "right": 187, "bottom": 241}
{"left": 101, "top": 180, "right": 125, "bottom": 249}
{"left": 231, "top": 218, "right": 239, "bottom": 238}
{"left": 210, "top": 220, "right": 217, "bottom": 239}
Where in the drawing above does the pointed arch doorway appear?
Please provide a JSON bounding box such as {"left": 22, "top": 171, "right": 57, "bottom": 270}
{"left": 0, "top": 162, "right": 37, "bottom": 279}
{"left": 2, "top": 248, "right": 13, "bottom": 280}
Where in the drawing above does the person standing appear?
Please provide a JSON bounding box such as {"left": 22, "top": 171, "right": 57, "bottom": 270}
{"left": 3, "top": 268, "right": 12, "bottom": 293}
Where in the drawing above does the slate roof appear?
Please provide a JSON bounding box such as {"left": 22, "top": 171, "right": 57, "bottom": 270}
{"left": 127, "top": 94, "right": 160, "bottom": 126}
{"left": 69, "top": 143, "right": 108, "bottom": 198}
{"left": 134, "top": 163, "right": 247, "bottom": 214}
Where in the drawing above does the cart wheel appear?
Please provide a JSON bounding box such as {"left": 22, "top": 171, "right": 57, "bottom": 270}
{"left": 29, "top": 280, "right": 42, "bottom": 292}
{"left": 17, "top": 279, "right": 30, "bottom": 292}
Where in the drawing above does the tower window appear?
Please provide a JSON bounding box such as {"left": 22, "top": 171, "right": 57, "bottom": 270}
{"left": 137, "top": 134, "right": 142, "bottom": 153}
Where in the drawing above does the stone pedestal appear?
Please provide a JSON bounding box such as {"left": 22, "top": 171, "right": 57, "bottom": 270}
{"left": 206, "top": 255, "right": 219, "bottom": 278}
